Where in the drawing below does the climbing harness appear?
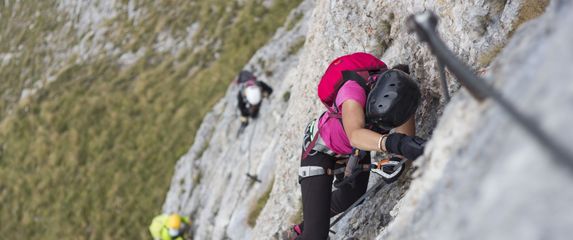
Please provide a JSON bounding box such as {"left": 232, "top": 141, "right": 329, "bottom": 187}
{"left": 301, "top": 115, "right": 350, "bottom": 160}
{"left": 298, "top": 166, "right": 345, "bottom": 182}
{"left": 407, "top": 10, "right": 573, "bottom": 168}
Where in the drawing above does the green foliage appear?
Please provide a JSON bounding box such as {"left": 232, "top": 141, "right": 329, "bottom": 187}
{"left": 196, "top": 141, "right": 211, "bottom": 160}
{"left": 286, "top": 11, "right": 304, "bottom": 31}
{"left": 478, "top": 0, "right": 548, "bottom": 67}
{"left": 477, "top": 43, "right": 505, "bottom": 66}
{"left": 0, "top": 0, "right": 68, "bottom": 120}
{"left": 290, "top": 202, "right": 303, "bottom": 225}
{"left": 247, "top": 179, "right": 274, "bottom": 227}
{"left": 193, "top": 169, "right": 203, "bottom": 186}
{"left": 287, "top": 37, "right": 306, "bottom": 56}
{"left": 282, "top": 91, "right": 291, "bottom": 102}
{"left": 509, "top": 0, "right": 550, "bottom": 37}
{"left": 0, "top": 0, "right": 302, "bottom": 239}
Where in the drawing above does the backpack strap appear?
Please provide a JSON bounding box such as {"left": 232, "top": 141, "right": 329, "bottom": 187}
{"left": 341, "top": 70, "right": 370, "bottom": 94}
{"left": 301, "top": 129, "right": 320, "bottom": 160}
{"left": 301, "top": 112, "right": 342, "bottom": 160}
{"left": 330, "top": 71, "right": 371, "bottom": 115}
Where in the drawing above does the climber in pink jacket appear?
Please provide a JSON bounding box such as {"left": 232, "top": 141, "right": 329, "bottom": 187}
{"left": 290, "top": 52, "right": 426, "bottom": 239}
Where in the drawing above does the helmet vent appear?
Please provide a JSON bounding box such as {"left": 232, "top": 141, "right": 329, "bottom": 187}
{"left": 378, "top": 104, "right": 383, "bottom": 108}
{"left": 384, "top": 94, "right": 389, "bottom": 98}
{"left": 390, "top": 83, "right": 396, "bottom": 86}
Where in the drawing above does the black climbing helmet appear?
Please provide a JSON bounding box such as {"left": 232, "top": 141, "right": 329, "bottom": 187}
{"left": 366, "top": 69, "right": 421, "bottom": 130}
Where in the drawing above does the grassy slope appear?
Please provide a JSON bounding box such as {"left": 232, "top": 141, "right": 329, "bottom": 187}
{"left": 0, "top": 0, "right": 301, "bottom": 239}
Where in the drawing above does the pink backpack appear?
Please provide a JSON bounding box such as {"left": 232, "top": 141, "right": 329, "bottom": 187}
{"left": 236, "top": 70, "right": 258, "bottom": 88}
{"left": 301, "top": 53, "right": 387, "bottom": 160}
{"left": 318, "top": 52, "right": 387, "bottom": 111}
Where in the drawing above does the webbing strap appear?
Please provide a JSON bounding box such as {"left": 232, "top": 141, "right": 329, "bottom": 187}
{"left": 298, "top": 165, "right": 363, "bottom": 183}
{"left": 297, "top": 166, "right": 349, "bottom": 178}
{"left": 301, "top": 112, "right": 343, "bottom": 160}
{"left": 316, "top": 136, "right": 349, "bottom": 158}
{"left": 331, "top": 167, "right": 346, "bottom": 175}
{"left": 301, "top": 128, "right": 320, "bottom": 160}
{"left": 341, "top": 71, "right": 370, "bottom": 94}
{"left": 299, "top": 166, "right": 326, "bottom": 178}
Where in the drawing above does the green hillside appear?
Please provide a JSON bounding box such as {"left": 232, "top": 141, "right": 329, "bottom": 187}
{"left": 0, "top": 0, "right": 301, "bottom": 239}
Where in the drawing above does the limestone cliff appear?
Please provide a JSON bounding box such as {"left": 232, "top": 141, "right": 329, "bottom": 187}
{"left": 163, "top": 0, "right": 573, "bottom": 239}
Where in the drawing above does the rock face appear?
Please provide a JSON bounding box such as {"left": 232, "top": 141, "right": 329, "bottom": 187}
{"left": 380, "top": 1, "right": 573, "bottom": 239}
{"left": 163, "top": 0, "right": 573, "bottom": 239}
{"left": 162, "top": 1, "right": 314, "bottom": 239}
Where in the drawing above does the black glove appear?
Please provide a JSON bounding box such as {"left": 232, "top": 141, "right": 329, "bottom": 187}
{"left": 385, "top": 133, "right": 426, "bottom": 160}
{"left": 248, "top": 105, "right": 260, "bottom": 119}
{"left": 334, "top": 165, "right": 363, "bottom": 189}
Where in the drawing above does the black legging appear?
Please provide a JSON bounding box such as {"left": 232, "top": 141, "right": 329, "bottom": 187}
{"left": 298, "top": 151, "right": 370, "bottom": 239}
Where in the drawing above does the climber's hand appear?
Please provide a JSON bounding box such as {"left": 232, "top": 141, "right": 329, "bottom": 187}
{"left": 334, "top": 167, "right": 363, "bottom": 189}
{"left": 240, "top": 116, "right": 249, "bottom": 125}
{"left": 385, "top": 133, "right": 426, "bottom": 160}
{"left": 334, "top": 150, "right": 367, "bottom": 188}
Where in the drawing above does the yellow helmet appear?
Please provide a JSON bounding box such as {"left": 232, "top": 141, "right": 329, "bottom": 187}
{"left": 167, "top": 214, "right": 182, "bottom": 230}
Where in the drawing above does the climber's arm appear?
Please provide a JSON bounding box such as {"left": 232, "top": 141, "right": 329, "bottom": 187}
{"left": 342, "top": 99, "right": 388, "bottom": 152}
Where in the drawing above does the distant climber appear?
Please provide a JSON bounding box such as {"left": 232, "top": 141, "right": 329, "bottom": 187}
{"left": 290, "top": 52, "right": 426, "bottom": 239}
{"left": 149, "top": 213, "right": 191, "bottom": 240}
{"left": 236, "top": 70, "right": 273, "bottom": 135}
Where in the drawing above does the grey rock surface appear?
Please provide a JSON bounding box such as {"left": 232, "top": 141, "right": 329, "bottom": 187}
{"left": 162, "top": 1, "right": 314, "bottom": 239}
{"left": 163, "top": 0, "right": 573, "bottom": 239}
{"left": 381, "top": 1, "right": 573, "bottom": 239}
